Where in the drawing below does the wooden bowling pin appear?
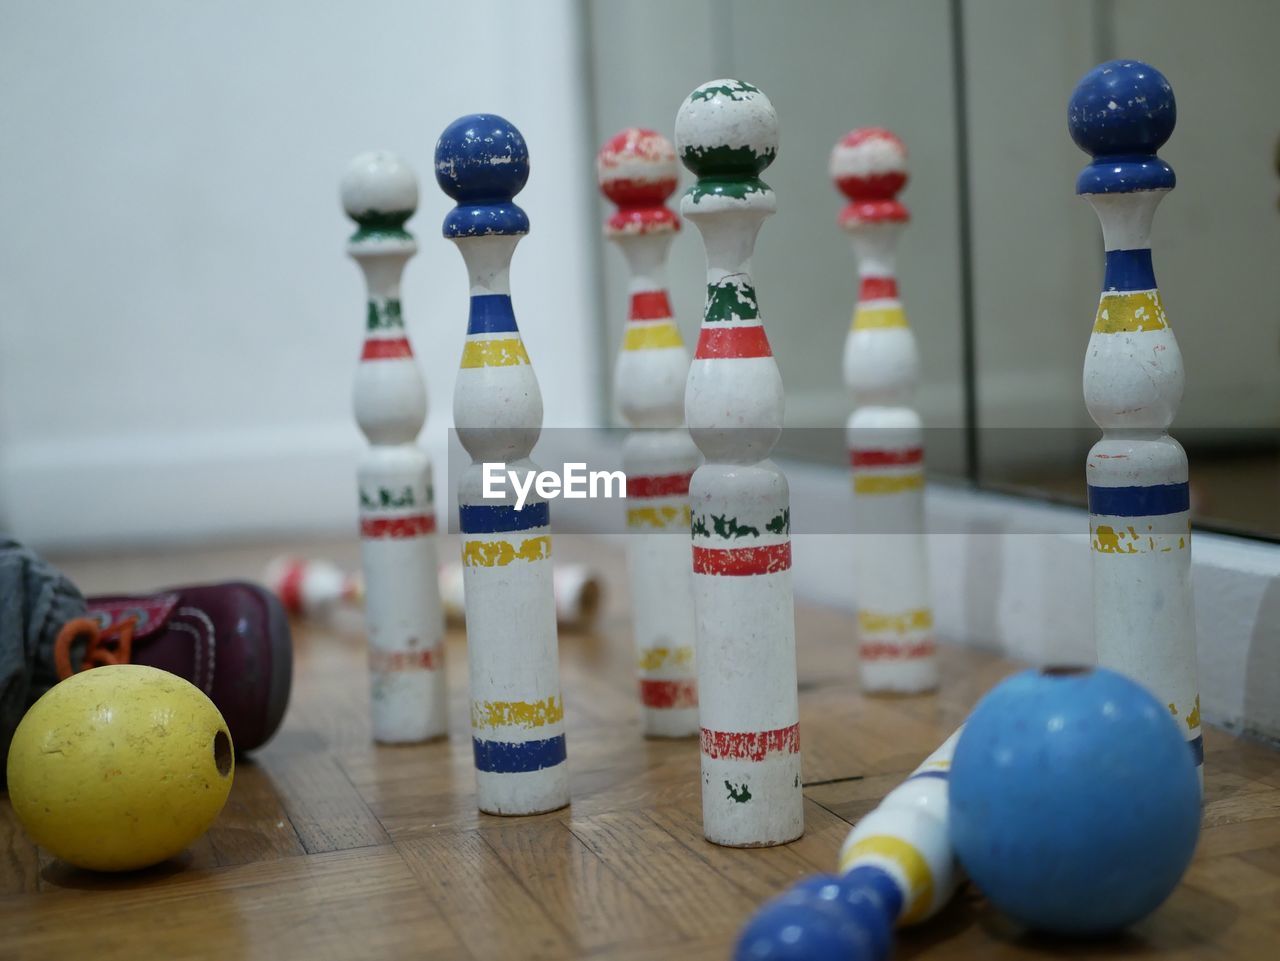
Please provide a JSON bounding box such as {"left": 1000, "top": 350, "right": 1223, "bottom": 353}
{"left": 264, "top": 555, "right": 602, "bottom": 632}
{"left": 838, "top": 729, "right": 962, "bottom": 928}
{"left": 264, "top": 555, "right": 362, "bottom": 619}
{"left": 436, "top": 115, "right": 569, "bottom": 815}
{"left": 597, "top": 128, "right": 700, "bottom": 738}
{"left": 1069, "top": 61, "right": 1201, "bottom": 780}
{"left": 341, "top": 152, "right": 447, "bottom": 744}
{"left": 830, "top": 130, "right": 938, "bottom": 695}
{"left": 676, "top": 80, "right": 802, "bottom": 847}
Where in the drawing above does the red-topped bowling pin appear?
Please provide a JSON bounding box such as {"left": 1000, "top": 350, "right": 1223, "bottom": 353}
{"left": 598, "top": 128, "right": 700, "bottom": 739}
{"left": 830, "top": 129, "right": 938, "bottom": 695}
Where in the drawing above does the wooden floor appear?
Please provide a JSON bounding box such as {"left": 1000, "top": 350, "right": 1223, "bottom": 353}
{"left": 3, "top": 537, "right": 1279, "bottom": 960}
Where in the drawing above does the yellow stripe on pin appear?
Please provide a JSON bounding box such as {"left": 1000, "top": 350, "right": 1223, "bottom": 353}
{"left": 1091, "top": 523, "right": 1188, "bottom": 555}
{"left": 840, "top": 835, "right": 935, "bottom": 925}
{"left": 853, "top": 474, "right": 923, "bottom": 495}
{"left": 858, "top": 608, "right": 934, "bottom": 635}
{"left": 462, "top": 535, "right": 551, "bottom": 568}
{"left": 852, "top": 305, "right": 908, "bottom": 330}
{"left": 1093, "top": 290, "right": 1168, "bottom": 334}
{"left": 638, "top": 646, "right": 696, "bottom": 671}
{"left": 461, "top": 338, "right": 531, "bottom": 368}
{"left": 471, "top": 696, "right": 564, "bottom": 730}
{"left": 626, "top": 505, "right": 691, "bottom": 529}
{"left": 623, "top": 323, "right": 684, "bottom": 351}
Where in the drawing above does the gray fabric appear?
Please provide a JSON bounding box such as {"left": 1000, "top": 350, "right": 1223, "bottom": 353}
{"left": 0, "top": 539, "right": 87, "bottom": 777}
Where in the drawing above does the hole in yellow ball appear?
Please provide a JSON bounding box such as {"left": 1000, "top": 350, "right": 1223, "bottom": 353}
{"left": 1041, "top": 665, "right": 1091, "bottom": 677}
{"left": 213, "top": 730, "right": 232, "bottom": 776}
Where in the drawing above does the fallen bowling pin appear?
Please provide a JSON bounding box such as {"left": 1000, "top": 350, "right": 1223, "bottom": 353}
{"left": 264, "top": 556, "right": 603, "bottom": 632}
{"left": 736, "top": 728, "right": 962, "bottom": 960}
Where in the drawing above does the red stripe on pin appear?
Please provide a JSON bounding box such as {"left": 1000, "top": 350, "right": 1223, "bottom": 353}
{"left": 275, "top": 560, "right": 306, "bottom": 616}
{"left": 608, "top": 207, "right": 679, "bottom": 235}
{"left": 369, "top": 645, "right": 442, "bottom": 673}
{"left": 362, "top": 337, "right": 414, "bottom": 360}
{"left": 627, "top": 472, "right": 693, "bottom": 498}
{"left": 850, "top": 447, "right": 924, "bottom": 468}
{"left": 701, "top": 723, "right": 800, "bottom": 761}
{"left": 695, "top": 325, "right": 773, "bottom": 360}
{"left": 640, "top": 679, "right": 698, "bottom": 709}
{"left": 858, "top": 276, "right": 899, "bottom": 301}
{"left": 860, "top": 640, "right": 937, "bottom": 661}
{"left": 360, "top": 514, "right": 436, "bottom": 539}
{"left": 629, "top": 290, "right": 674, "bottom": 320}
{"left": 839, "top": 199, "right": 909, "bottom": 227}
{"left": 693, "top": 542, "right": 791, "bottom": 576}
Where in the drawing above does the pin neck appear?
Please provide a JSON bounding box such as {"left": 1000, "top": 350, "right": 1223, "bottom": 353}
{"left": 1087, "top": 190, "right": 1164, "bottom": 254}
{"left": 685, "top": 209, "right": 767, "bottom": 287}
{"left": 352, "top": 252, "right": 411, "bottom": 304}
{"left": 615, "top": 232, "right": 674, "bottom": 296}
{"left": 455, "top": 236, "right": 518, "bottom": 298}
{"left": 850, "top": 229, "right": 900, "bottom": 286}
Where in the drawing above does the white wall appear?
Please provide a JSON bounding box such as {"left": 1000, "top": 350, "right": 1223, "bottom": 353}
{"left": 0, "top": 0, "right": 601, "bottom": 550}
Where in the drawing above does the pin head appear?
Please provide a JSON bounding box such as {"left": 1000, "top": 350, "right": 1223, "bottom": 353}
{"left": 597, "top": 128, "right": 679, "bottom": 236}
{"left": 434, "top": 114, "right": 530, "bottom": 238}
{"left": 830, "top": 128, "right": 908, "bottom": 229}
{"left": 1068, "top": 60, "right": 1176, "bottom": 195}
{"left": 675, "top": 79, "right": 778, "bottom": 202}
{"left": 341, "top": 151, "right": 418, "bottom": 239}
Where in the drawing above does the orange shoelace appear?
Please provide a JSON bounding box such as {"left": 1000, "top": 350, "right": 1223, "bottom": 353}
{"left": 53, "top": 616, "right": 137, "bottom": 680}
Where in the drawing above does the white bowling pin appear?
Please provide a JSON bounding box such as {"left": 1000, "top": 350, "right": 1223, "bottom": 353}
{"left": 436, "top": 115, "right": 569, "bottom": 815}
{"left": 676, "top": 80, "right": 802, "bottom": 847}
{"left": 1069, "top": 60, "right": 1202, "bottom": 779}
{"left": 341, "top": 152, "right": 447, "bottom": 744}
{"left": 598, "top": 127, "right": 700, "bottom": 738}
{"left": 830, "top": 129, "right": 938, "bottom": 695}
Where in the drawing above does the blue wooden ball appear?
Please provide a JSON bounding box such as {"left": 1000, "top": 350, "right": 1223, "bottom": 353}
{"left": 950, "top": 666, "right": 1201, "bottom": 936}
{"left": 434, "top": 113, "right": 530, "bottom": 238}
{"left": 733, "top": 881, "right": 877, "bottom": 961}
{"left": 1067, "top": 59, "right": 1176, "bottom": 194}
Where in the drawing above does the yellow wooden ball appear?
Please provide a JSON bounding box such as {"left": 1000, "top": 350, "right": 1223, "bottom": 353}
{"left": 6, "top": 664, "right": 234, "bottom": 871}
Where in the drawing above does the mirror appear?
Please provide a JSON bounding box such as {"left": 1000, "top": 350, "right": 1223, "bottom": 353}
{"left": 587, "top": 0, "right": 1280, "bottom": 539}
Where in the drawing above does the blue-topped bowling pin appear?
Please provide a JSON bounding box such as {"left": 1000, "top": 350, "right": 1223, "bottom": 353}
{"left": 436, "top": 115, "right": 569, "bottom": 815}
{"left": 1069, "top": 62, "right": 1202, "bottom": 781}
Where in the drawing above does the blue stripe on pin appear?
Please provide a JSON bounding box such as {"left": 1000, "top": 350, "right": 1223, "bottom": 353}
{"left": 1103, "top": 249, "right": 1157, "bottom": 292}
{"left": 1189, "top": 733, "right": 1204, "bottom": 766}
{"left": 466, "top": 294, "right": 519, "bottom": 335}
{"left": 906, "top": 769, "right": 949, "bottom": 783}
{"left": 473, "top": 735, "right": 567, "bottom": 773}
{"left": 459, "top": 502, "right": 549, "bottom": 534}
{"left": 1088, "top": 483, "right": 1190, "bottom": 517}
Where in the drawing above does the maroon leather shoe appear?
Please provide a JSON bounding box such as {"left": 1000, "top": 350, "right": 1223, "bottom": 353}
{"left": 54, "top": 582, "right": 292, "bottom": 752}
